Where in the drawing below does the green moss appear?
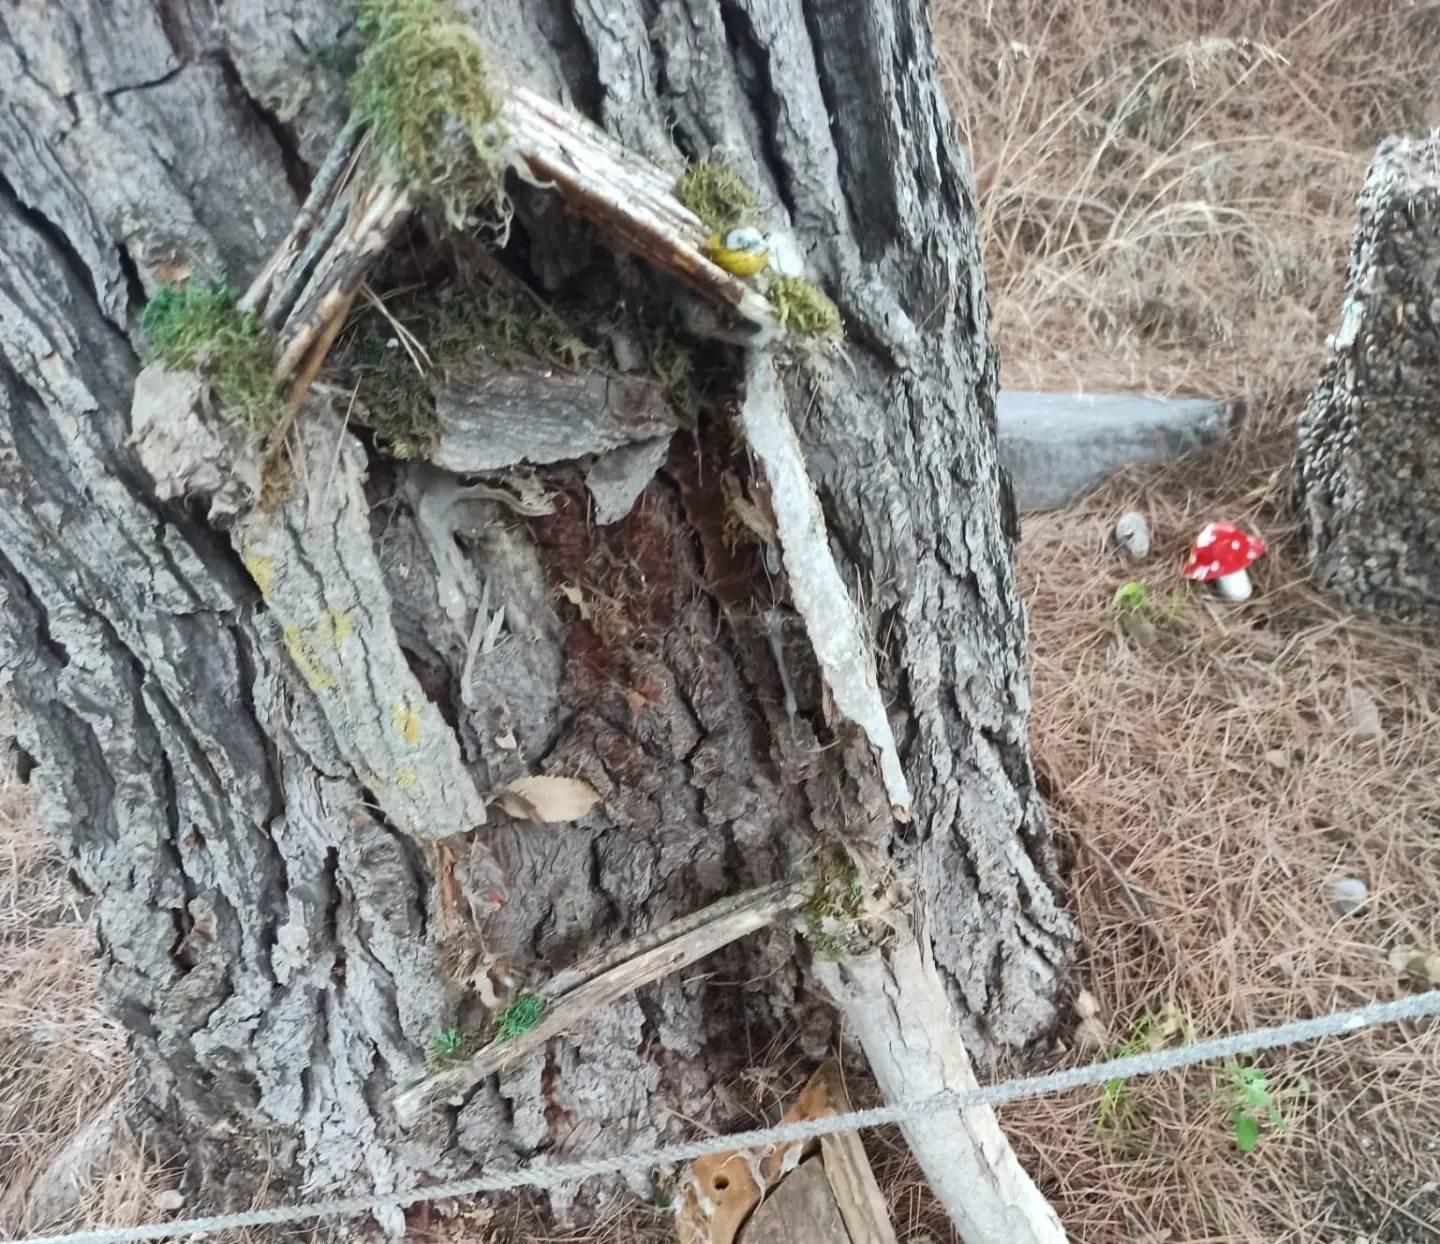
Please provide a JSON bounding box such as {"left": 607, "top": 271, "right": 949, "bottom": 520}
{"left": 803, "top": 845, "right": 865, "bottom": 960}
{"left": 141, "top": 282, "right": 284, "bottom": 434}
{"left": 425, "top": 1026, "right": 466, "bottom": 1070}
{"left": 350, "top": 0, "right": 507, "bottom": 224}
{"left": 675, "top": 159, "right": 759, "bottom": 233}
{"left": 768, "top": 275, "right": 843, "bottom": 342}
{"left": 495, "top": 993, "right": 545, "bottom": 1042}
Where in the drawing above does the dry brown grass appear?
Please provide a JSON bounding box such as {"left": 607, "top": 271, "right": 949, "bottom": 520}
{"left": 939, "top": 0, "right": 1440, "bottom": 397}
{"left": 0, "top": 759, "right": 163, "bottom": 1236}
{"left": 997, "top": 417, "right": 1440, "bottom": 1243}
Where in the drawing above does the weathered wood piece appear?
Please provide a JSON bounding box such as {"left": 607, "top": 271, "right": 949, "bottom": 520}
{"left": 1298, "top": 135, "right": 1440, "bottom": 613}
{"left": 740, "top": 1159, "right": 850, "bottom": 1244}
{"left": 393, "top": 882, "right": 804, "bottom": 1127}
{"left": 431, "top": 365, "right": 676, "bottom": 472}
{"left": 818, "top": 925, "right": 1069, "bottom": 1244}
{"left": 817, "top": 1064, "right": 899, "bottom": 1244}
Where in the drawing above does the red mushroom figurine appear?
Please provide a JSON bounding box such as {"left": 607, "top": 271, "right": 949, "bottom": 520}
{"left": 1183, "top": 522, "right": 1266, "bottom": 601}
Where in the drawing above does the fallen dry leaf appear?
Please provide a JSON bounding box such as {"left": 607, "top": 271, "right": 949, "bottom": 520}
{"left": 558, "top": 583, "right": 592, "bottom": 621}
{"left": 495, "top": 775, "right": 601, "bottom": 823}
{"left": 1389, "top": 944, "right": 1440, "bottom": 986}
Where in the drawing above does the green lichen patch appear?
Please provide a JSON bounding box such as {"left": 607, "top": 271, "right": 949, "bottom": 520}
{"left": 141, "top": 281, "right": 284, "bottom": 434}
{"left": 768, "top": 275, "right": 843, "bottom": 342}
{"left": 675, "top": 159, "right": 759, "bottom": 233}
{"left": 350, "top": 0, "right": 507, "bottom": 226}
{"left": 494, "top": 993, "right": 545, "bottom": 1042}
{"left": 803, "top": 845, "right": 865, "bottom": 961}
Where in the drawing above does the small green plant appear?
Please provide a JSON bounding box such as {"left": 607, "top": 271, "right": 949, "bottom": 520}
{"left": 350, "top": 0, "right": 507, "bottom": 225}
{"left": 1097, "top": 1004, "right": 1191, "bottom": 1146}
{"left": 768, "top": 275, "right": 843, "bottom": 341}
{"left": 803, "top": 846, "right": 865, "bottom": 961}
{"left": 675, "top": 159, "right": 759, "bottom": 233}
{"left": 1223, "top": 1058, "right": 1308, "bottom": 1153}
{"left": 425, "top": 1026, "right": 466, "bottom": 1069}
{"left": 494, "top": 993, "right": 545, "bottom": 1042}
{"left": 1113, "top": 580, "right": 1148, "bottom": 615}
{"left": 141, "top": 281, "right": 284, "bottom": 434}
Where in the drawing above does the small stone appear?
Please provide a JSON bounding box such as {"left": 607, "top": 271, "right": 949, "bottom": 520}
{"left": 1074, "top": 989, "right": 1101, "bottom": 1019}
{"left": 154, "top": 1190, "right": 185, "bottom": 1212}
{"left": 1263, "top": 749, "right": 1290, "bottom": 770}
{"left": 1113, "top": 511, "right": 1151, "bottom": 559}
{"left": 1324, "top": 876, "right": 1369, "bottom": 916}
{"left": 1345, "top": 686, "right": 1382, "bottom": 737}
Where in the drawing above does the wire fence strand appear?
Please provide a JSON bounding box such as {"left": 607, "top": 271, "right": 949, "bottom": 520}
{"left": 13, "top": 989, "right": 1440, "bottom": 1244}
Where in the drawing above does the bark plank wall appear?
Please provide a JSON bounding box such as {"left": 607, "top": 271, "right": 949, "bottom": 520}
{"left": 0, "top": 0, "right": 1072, "bottom": 1217}
{"left": 1299, "top": 135, "right": 1440, "bottom": 614}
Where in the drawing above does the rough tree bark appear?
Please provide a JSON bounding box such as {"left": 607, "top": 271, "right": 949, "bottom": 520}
{"left": 1299, "top": 134, "right": 1440, "bottom": 614}
{"left": 0, "top": 0, "right": 1073, "bottom": 1229}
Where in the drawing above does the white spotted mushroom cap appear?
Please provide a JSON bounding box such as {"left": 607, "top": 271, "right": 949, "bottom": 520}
{"left": 1183, "top": 521, "right": 1266, "bottom": 581}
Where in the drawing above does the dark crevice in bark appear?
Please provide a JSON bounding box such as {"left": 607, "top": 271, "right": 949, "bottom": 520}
{"left": 215, "top": 50, "right": 312, "bottom": 203}
{"left": 798, "top": 0, "right": 895, "bottom": 262}
{"left": 0, "top": 171, "right": 125, "bottom": 341}
{"left": 532, "top": 0, "right": 603, "bottom": 119}
{"left": 106, "top": 66, "right": 187, "bottom": 99}
{"left": 716, "top": 0, "right": 797, "bottom": 220}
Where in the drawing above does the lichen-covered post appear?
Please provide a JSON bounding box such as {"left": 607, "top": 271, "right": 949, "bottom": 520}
{"left": 1298, "top": 135, "right": 1440, "bottom": 613}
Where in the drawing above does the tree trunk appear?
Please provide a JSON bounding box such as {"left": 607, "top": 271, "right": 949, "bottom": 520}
{"left": 0, "top": 0, "right": 1073, "bottom": 1224}
{"left": 1299, "top": 134, "right": 1440, "bottom": 614}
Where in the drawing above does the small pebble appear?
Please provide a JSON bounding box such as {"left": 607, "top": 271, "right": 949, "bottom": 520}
{"left": 1113, "top": 511, "right": 1151, "bottom": 559}
{"left": 154, "top": 1190, "right": 185, "bottom": 1212}
{"left": 1324, "top": 876, "right": 1369, "bottom": 916}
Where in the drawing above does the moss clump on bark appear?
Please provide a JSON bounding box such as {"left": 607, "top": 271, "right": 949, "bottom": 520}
{"left": 768, "top": 275, "right": 843, "bottom": 342}
{"left": 350, "top": 0, "right": 507, "bottom": 226}
{"left": 675, "top": 158, "right": 759, "bottom": 233}
{"left": 494, "top": 993, "right": 545, "bottom": 1042}
{"left": 803, "top": 846, "right": 864, "bottom": 960}
{"left": 141, "top": 282, "right": 284, "bottom": 434}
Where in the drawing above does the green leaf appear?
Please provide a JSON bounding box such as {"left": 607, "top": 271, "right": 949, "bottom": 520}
{"left": 1232, "top": 1112, "right": 1260, "bottom": 1153}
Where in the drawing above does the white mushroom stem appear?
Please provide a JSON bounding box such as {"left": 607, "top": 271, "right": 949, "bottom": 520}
{"left": 1216, "top": 568, "right": 1253, "bottom": 601}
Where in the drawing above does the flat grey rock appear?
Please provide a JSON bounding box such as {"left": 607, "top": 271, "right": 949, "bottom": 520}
{"left": 997, "top": 390, "right": 1229, "bottom": 512}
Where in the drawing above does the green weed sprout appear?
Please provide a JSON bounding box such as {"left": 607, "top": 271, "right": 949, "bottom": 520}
{"left": 425, "top": 1026, "right": 465, "bottom": 1069}
{"left": 350, "top": 0, "right": 507, "bottom": 226}
{"left": 675, "top": 159, "right": 759, "bottom": 233}
{"left": 495, "top": 994, "right": 545, "bottom": 1042}
{"left": 141, "top": 282, "right": 283, "bottom": 435}
{"left": 1113, "top": 580, "right": 1149, "bottom": 615}
{"left": 1224, "top": 1058, "right": 1309, "bottom": 1153}
{"left": 1097, "top": 1005, "right": 1191, "bottom": 1145}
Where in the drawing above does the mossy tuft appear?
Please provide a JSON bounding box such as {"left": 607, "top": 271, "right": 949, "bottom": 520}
{"left": 675, "top": 158, "right": 759, "bottom": 233}
{"left": 494, "top": 993, "right": 545, "bottom": 1042}
{"left": 141, "top": 281, "right": 284, "bottom": 434}
{"left": 768, "top": 275, "right": 843, "bottom": 342}
{"left": 350, "top": 0, "right": 507, "bottom": 225}
{"left": 425, "top": 1026, "right": 466, "bottom": 1070}
{"left": 803, "top": 845, "right": 865, "bottom": 961}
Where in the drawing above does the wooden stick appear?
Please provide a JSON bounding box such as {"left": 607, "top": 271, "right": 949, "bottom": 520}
{"left": 392, "top": 881, "right": 804, "bottom": 1128}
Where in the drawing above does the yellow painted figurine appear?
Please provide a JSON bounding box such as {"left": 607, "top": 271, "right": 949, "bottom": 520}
{"left": 703, "top": 226, "right": 770, "bottom": 276}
